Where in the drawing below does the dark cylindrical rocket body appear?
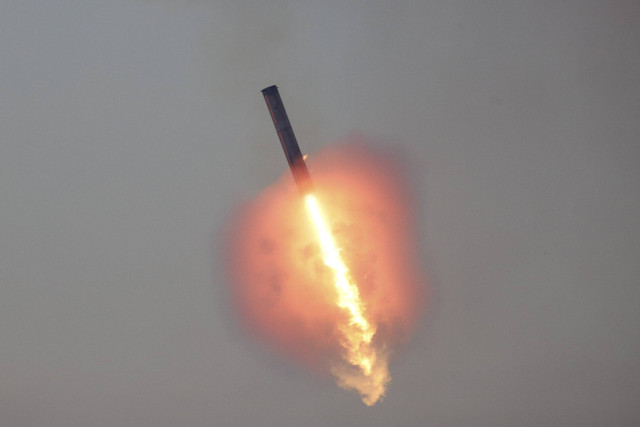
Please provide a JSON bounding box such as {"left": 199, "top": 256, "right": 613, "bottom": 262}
{"left": 262, "top": 85, "right": 313, "bottom": 195}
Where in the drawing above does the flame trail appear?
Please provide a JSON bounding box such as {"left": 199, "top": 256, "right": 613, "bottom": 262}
{"left": 225, "top": 140, "right": 423, "bottom": 406}
{"left": 304, "top": 194, "right": 388, "bottom": 404}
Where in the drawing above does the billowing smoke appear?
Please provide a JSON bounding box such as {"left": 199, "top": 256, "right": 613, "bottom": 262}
{"left": 224, "top": 136, "right": 424, "bottom": 404}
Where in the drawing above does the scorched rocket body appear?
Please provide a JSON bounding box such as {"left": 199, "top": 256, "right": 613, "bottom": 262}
{"left": 262, "top": 85, "right": 313, "bottom": 195}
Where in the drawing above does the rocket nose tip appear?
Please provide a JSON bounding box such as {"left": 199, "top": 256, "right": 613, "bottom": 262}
{"left": 262, "top": 85, "right": 278, "bottom": 94}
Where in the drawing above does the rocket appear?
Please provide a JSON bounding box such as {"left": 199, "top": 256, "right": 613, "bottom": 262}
{"left": 262, "top": 85, "right": 314, "bottom": 195}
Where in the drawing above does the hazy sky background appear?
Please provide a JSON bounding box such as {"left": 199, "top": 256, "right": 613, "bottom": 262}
{"left": 1, "top": 1, "right": 639, "bottom": 425}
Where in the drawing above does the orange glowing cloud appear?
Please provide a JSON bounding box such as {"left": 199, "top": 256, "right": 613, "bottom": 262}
{"left": 225, "top": 136, "right": 424, "bottom": 404}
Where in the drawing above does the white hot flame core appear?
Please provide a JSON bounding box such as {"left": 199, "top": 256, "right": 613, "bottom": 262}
{"left": 304, "top": 194, "right": 389, "bottom": 404}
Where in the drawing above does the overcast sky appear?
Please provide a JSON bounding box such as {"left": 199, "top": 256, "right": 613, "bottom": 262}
{"left": 1, "top": 1, "right": 639, "bottom": 426}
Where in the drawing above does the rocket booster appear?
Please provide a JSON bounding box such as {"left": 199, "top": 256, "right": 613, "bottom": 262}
{"left": 262, "top": 85, "right": 313, "bottom": 195}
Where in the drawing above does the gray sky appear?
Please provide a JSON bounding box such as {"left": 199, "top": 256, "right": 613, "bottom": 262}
{"left": 1, "top": 0, "right": 639, "bottom": 425}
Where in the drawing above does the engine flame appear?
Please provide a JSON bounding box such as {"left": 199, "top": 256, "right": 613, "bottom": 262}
{"left": 304, "top": 194, "right": 388, "bottom": 403}
{"left": 224, "top": 139, "right": 423, "bottom": 406}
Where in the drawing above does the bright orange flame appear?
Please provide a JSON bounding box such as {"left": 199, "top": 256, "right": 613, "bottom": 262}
{"left": 304, "top": 194, "right": 388, "bottom": 404}
{"left": 224, "top": 137, "right": 424, "bottom": 405}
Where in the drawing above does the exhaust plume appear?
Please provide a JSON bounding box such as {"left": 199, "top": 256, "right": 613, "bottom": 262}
{"left": 225, "top": 137, "right": 424, "bottom": 405}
